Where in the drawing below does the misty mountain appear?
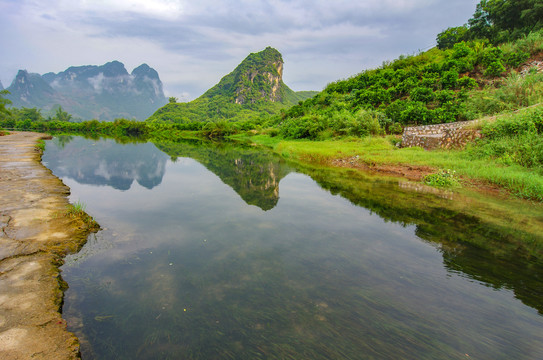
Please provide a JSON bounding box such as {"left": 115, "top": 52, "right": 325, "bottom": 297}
{"left": 6, "top": 61, "right": 167, "bottom": 121}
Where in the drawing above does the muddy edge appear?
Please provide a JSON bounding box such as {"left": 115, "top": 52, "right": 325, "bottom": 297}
{"left": 0, "top": 132, "right": 96, "bottom": 360}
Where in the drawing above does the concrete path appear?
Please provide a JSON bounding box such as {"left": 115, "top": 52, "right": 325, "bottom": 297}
{"left": 0, "top": 132, "right": 94, "bottom": 360}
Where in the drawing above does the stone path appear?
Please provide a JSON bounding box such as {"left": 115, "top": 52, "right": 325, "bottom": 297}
{"left": 0, "top": 132, "right": 92, "bottom": 360}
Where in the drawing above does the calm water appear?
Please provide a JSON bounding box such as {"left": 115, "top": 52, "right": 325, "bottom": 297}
{"left": 43, "top": 136, "right": 543, "bottom": 360}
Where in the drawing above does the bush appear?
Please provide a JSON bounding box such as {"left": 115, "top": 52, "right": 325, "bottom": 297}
{"left": 479, "top": 47, "right": 503, "bottom": 67}
{"left": 503, "top": 51, "right": 530, "bottom": 68}
{"left": 400, "top": 102, "right": 434, "bottom": 124}
{"left": 484, "top": 61, "right": 506, "bottom": 77}
{"left": 457, "top": 76, "right": 478, "bottom": 90}
{"left": 280, "top": 114, "right": 326, "bottom": 139}
{"left": 423, "top": 169, "right": 460, "bottom": 187}
{"left": 440, "top": 70, "right": 459, "bottom": 89}
{"left": 388, "top": 122, "right": 403, "bottom": 135}
{"left": 410, "top": 86, "right": 435, "bottom": 103}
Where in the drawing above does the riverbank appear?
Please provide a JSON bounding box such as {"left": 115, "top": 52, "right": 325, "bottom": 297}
{"left": 233, "top": 131, "right": 543, "bottom": 202}
{"left": 0, "top": 132, "right": 97, "bottom": 359}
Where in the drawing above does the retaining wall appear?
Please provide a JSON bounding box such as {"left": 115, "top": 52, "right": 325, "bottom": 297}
{"left": 401, "top": 120, "right": 482, "bottom": 150}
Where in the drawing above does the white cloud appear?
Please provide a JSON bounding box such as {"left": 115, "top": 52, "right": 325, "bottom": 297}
{"left": 0, "top": 0, "right": 480, "bottom": 99}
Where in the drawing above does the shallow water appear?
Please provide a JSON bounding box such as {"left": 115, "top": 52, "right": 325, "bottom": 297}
{"left": 43, "top": 136, "right": 543, "bottom": 360}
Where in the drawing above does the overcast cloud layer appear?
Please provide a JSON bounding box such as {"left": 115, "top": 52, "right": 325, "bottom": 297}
{"left": 0, "top": 0, "right": 479, "bottom": 100}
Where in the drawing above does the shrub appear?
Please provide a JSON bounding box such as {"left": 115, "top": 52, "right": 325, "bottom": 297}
{"left": 457, "top": 76, "right": 478, "bottom": 90}
{"left": 400, "top": 102, "right": 434, "bottom": 124}
{"left": 479, "top": 46, "right": 503, "bottom": 67}
{"left": 423, "top": 169, "right": 460, "bottom": 187}
{"left": 410, "top": 86, "right": 435, "bottom": 103}
{"left": 440, "top": 70, "right": 459, "bottom": 89}
{"left": 484, "top": 61, "right": 506, "bottom": 77}
{"left": 388, "top": 122, "right": 403, "bottom": 135}
{"left": 503, "top": 51, "right": 530, "bottom": 68}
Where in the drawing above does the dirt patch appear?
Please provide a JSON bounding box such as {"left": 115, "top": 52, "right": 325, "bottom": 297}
{"left": 329, "top": 156, "right": 435, "bottom": 181}
{"left": 0, "top": 132, "right": 97, "bottom": 360}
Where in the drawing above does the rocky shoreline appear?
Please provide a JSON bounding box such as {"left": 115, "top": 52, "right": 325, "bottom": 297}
{"left": 0, "top": 132, "right": 95, "bottom": 360}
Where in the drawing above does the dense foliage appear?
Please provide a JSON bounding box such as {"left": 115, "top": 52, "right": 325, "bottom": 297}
{"left": 0, "top": 90, "right": 12, "bottom": 117}
{"left": 437, "top": 0, "right": 543, "bottom": 48}
{"left": 274, "top": 29, "right": 543, "bottom": 139}
{"left": 466, "top": 106, "right": 543, "bottom": 175}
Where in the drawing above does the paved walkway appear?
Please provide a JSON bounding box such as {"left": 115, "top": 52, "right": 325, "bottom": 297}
{"left": 0, "top": 132, "right": 91, "bottom": 360}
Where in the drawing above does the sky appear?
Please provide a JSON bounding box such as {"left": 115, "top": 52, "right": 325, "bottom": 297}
{"left": 0, "top": 0, "right": 479, "bottom": 101}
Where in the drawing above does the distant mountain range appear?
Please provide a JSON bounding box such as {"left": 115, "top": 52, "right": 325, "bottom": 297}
{"left": 5, "top": 61, "right": 167, "bottom": 121}
{"left": 149, "top": 47, "right": 318, "bottom": 123}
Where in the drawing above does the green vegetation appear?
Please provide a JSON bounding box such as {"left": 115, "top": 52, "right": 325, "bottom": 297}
{"left": 244, "top": 106, "right": 543, "bottom": 201}
{"left": 2, "top": 0, "right": 542, "bottom": 201}
{"left": 65, "top": 200, "right": 99, "bottom": 229}
{"left": 273, "top": 30, "right": 543, "bottom": 140}
{"left": 147, "top": 47, "right": 317, "bottom": 125}
{"left": 423, "top": 169, "right": 460, "bottom": 187}
{"left": 465, "top": 106, "right": 543, "bottom": 178}
{"left": 437, "top": 0, "right": 543, "bottom": 48}
{"left": 35, "top": 139, "right": 46, "bottom": 153}
{"left": 0, "top": 89, "right": 11, "bottom": 117}
{"left": 66, "top": 200, "right": 87, "bottom": 217}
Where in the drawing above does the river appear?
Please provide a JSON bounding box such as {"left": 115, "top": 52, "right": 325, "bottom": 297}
{"left": 42, "top": 135, "right": 543, "bottom": 360}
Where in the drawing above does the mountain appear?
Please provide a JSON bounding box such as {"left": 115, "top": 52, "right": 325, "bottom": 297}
{"left": 6, "top": 61, "right": 167, "bottom": 121}
{"left": 7, "top": 70, "right": 58, "bottom": 108}
{"left": 0, "top": 80, "right": 3, "bottom": 90}
{"left": 148, "top": 47, "right": 317, "bottom": 124}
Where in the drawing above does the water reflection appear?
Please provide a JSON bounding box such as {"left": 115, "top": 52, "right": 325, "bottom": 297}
{"left": 298, "top": 164, "right": 543, "bottom": 314}
{"left": 42, "top": 136, "right": 168, "bottom": 190}
{"left": 42, "top": 137, "right": 543, "bottom": 360}
{"left": 154, "top": 139, "right": 292, "bottom": 210}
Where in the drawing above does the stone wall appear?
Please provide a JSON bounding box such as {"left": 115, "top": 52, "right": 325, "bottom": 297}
{"left": 401, "top": 120, "right": 482, "bottom": 150}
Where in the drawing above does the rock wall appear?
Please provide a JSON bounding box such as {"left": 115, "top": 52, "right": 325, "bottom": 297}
{"left": 401, "top": 120, "right": 482, "bottom": 150}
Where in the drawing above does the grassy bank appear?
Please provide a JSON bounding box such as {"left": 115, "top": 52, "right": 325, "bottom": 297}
{"left": 234, "top": 107, "right": 543, "bottom": 202}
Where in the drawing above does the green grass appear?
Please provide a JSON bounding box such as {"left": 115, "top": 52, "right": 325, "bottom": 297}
{"left": 65, "top": 200, "right": 99, "bottom": 229}
{"left": 65, "top": 200, "right": 87, "bottom": 217}
{"left": 245, "top": 134, "right": 543, "bottom": 201}
{"left": 35, "top": 139, "right": 45, "bottom": 152}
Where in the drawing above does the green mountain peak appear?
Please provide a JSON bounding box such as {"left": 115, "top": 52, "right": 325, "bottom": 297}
{"left": 148, "top": 47, "right": 317, "bottom": 124}
{"left": 203, "top": 47, "right": 287, "bottom": 104}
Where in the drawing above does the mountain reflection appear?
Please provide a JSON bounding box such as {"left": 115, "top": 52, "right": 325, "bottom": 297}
{"left": 154, "top": 139, "right": 292, "bottom": 210}
{"left": 43, "top": 136, "right": 168, "bottom": 190}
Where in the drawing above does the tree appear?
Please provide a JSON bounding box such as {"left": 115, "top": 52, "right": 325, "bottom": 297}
{"left": 54, "top": 106, "right": 72, "bottom": 122}
{"left": 169, "top": 97, "right": 178, "bottom": 103}
{"left": 437, "top": 26, "right": 469, "bottom": 49}
{"left": 15, "top": 107, "right": 43, "bottom": 122}
{"left": 467, "top": 0, "right": 543, "bottom": 41}
{"left": 0, "top": 90, "right": 12, "bottom": 119}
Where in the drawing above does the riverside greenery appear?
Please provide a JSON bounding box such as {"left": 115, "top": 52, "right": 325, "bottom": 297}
{"left": 1, "top": 0, "right": 543, "bottom": 200}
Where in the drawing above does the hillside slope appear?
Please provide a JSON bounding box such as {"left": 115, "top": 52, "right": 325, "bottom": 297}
{"left": 148, "top": 47, "right": 316, "bottom": 124}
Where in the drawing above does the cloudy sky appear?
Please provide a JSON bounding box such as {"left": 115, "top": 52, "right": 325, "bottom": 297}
{"left": 0, "top": 0, "right": 478, "bottom": 100}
